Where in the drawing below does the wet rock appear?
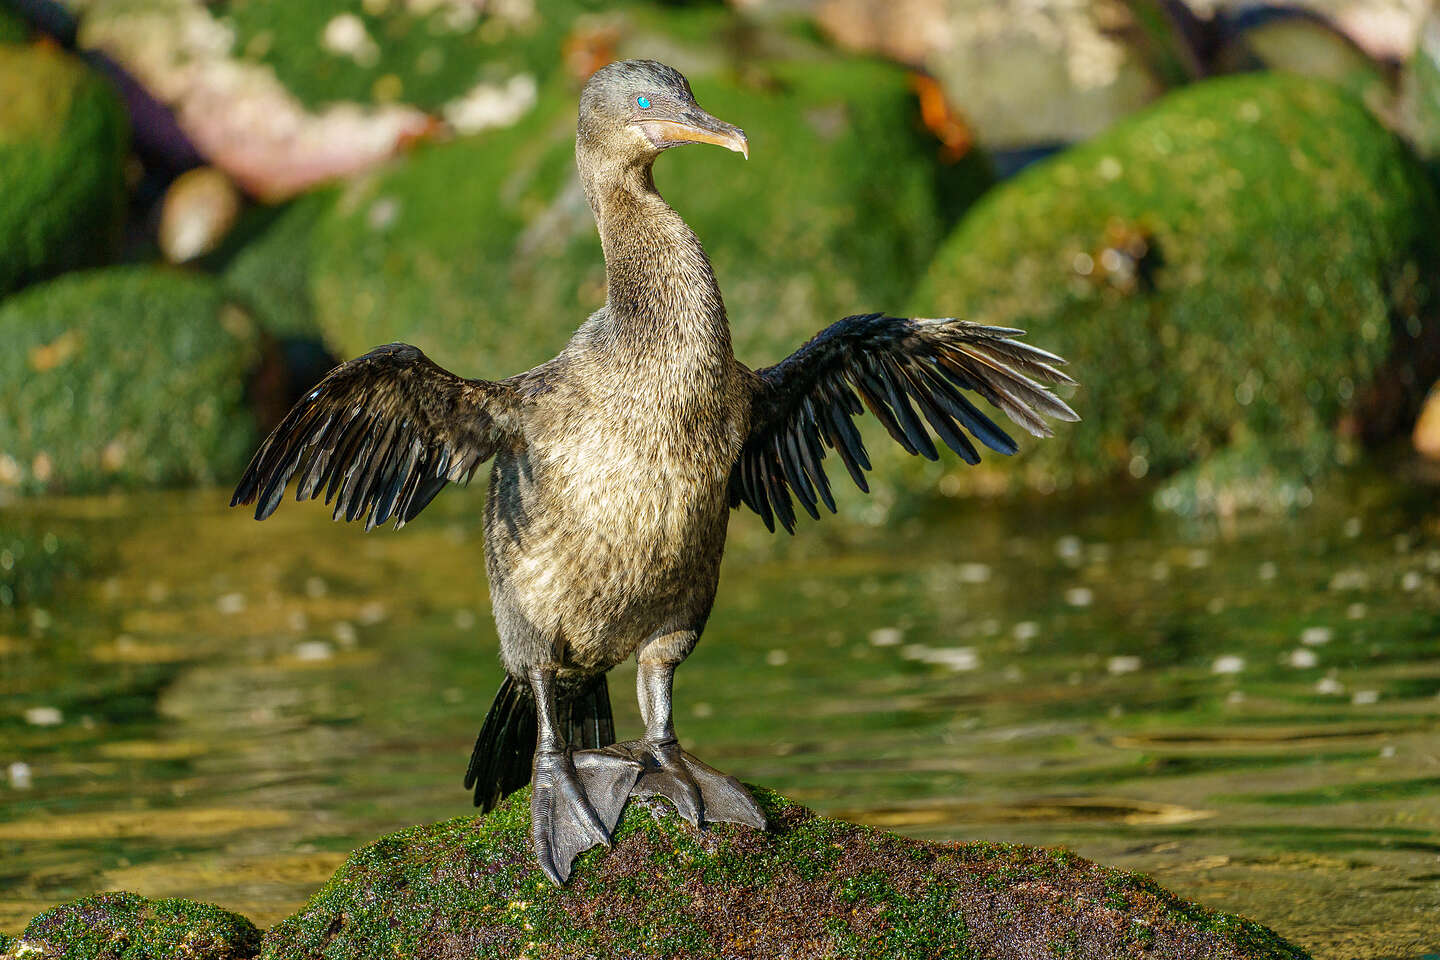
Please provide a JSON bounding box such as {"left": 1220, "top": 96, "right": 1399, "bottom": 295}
{"left": 0, "top": 43, "right": 128, "bottom": 296}
{"left": 311, "top": 6, "right": 987, "bottom": 384}
{"left": 1414, "top": 382, "right": 1440, "bottom": 459}
{"left": 0, "top": 267, "right": 262, "bottom": 497}
{"left": 910, "top": 73, "right": 1440, "bottom": 513}
{"left": 3, "top": 891, "right": 260, "bottom": 960}
{"left": 160, "top": 167, "right": 244, "bottom": 264}
{"left": 261, "top": 786, "right": 1308, "bottom": 959}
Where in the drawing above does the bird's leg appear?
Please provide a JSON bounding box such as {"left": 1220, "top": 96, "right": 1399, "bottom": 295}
{"left": 528, "top": 667, "right": 633, "bottom": 885}
{"left": 627, "top": 659, "right": 767, "bottom": 831}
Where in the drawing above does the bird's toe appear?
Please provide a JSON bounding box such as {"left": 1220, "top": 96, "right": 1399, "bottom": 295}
{"left": 679, "top": 750, "right": 767, "bottom": 830}
{"left": 530, "top": 749, "right": 620, "bottom": 885}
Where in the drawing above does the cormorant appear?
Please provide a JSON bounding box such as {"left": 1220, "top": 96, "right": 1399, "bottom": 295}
{"left": 232, "top": 59, "right": 1078, "bottom": 885}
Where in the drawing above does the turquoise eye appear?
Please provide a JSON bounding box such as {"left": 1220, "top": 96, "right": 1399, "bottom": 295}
{"left": 637, "top": 96, "right": 651, "bottom": 109}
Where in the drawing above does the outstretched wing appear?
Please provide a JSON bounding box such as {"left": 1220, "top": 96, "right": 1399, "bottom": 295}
{"left": 731, "top": 314, "right": 1078, "bottom": 532}
{"left": 232, "top": 342, "right": 521, "bottom": 530}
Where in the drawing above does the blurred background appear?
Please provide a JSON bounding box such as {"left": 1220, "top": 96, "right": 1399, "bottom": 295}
{"left": 1, "top": 0, "right": 1439, "bottom": 956}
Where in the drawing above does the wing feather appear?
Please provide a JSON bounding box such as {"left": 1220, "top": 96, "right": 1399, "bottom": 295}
{"left": 730, "top": 314, "right": 1078, "bottom": 533}
{"left": 232, "top": 342, "right": 519, "bottom": 529}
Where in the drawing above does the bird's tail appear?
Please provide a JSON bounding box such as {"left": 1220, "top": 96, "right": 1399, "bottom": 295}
{"left": 464, "top": 673, "right": 615, "bottom": 812}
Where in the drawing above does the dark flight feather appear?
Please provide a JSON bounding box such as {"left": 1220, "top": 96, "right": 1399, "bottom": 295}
{"left": 730, "top": 314, "right": 1079, "bottom": 533}
{"left": 232, "top": 342, "right": 520, "bottom": 530}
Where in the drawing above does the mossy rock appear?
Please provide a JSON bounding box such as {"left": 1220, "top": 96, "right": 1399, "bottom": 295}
{"left": 0, "top": 267, "right": 262, "bottom": 497}
{"left": 0, "top": 44, "right": 127, "bottom": 297}
{"left": 216, "top": 0, "right": 588, "bottom": 113}
{"left": 911, "top": 73, "right": 1440, "bottom": 513}
{"left": 262, "top": 786, "right": 1307, "bottom": 959}
{"left": 309, "top": 8, "right": 983, "bottom": 383}
{"left": 5, "top": 892, "right": 260, "bottom": 960}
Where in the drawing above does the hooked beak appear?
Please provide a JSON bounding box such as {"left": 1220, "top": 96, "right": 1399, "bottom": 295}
{"left": 637, "top": 107, "right": 749, "bottom": 159}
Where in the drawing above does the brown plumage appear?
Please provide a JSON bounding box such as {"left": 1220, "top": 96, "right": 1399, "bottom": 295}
{"left": 232, "top": 58, "right": 1078, "bottom": 886}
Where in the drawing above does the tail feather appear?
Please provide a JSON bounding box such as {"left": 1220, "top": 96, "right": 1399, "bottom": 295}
{"left": 465, "top": 673, "right": 614, "bottom": 812}
{"left": 565, "top": 674, "right": 614, "bottom": 750}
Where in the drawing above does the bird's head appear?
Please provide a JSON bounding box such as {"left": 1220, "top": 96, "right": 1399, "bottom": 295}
{"left": 577, "top": 59, "right": 748, "bottom": 171}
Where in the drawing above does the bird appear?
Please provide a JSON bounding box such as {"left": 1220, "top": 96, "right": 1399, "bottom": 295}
{"left": 232, "top": 58, "right": 1079, "bottom": 886}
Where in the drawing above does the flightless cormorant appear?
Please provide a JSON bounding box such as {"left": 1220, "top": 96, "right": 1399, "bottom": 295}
{"left": 233, "top": 59, "right": 1079, "bottom": 885}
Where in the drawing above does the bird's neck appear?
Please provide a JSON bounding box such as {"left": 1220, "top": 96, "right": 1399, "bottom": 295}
{"left": 587, "top": 166, "right": 732, "bottom": 359}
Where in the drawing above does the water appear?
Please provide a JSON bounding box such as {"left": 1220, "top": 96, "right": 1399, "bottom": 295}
{"left": 1, "top": 473, "right": 1438, "bottom": 959}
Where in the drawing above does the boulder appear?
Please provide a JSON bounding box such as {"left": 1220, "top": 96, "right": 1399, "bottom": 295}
{"left": 910, "top": 73, "right": 1440, "bottom": 514}
{"left": 219, "top": 0, "right": 573, "bottom": 115}
{"left": 0, "top": 267, "right": 262, "bottom": 497}
{"left": 310, "top": 7, "right": 986, "bottom": 383}
{"left": 0, "top": 43, "right": 128, "bottom": 296}
{"left": 260, "top": 786, "right": 1309, "bottom": 959}
{"left": 3, "top": 892, "right": 259, "bottom": 960}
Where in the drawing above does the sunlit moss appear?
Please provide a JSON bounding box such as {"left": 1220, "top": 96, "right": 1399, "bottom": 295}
{"left": 13, "top": 892, "right": 259, "bottom": 960}
{"left": 260, "top": 786, "right": 1308, "bottom": 959}
{"left": 0, "top": 267, "right": 261, "bottom": 496}
{"left": 0, "top": 44, "right": 127, "bottom": 296}
{"left": 911, "top": 73, "right": 1440, "bottom": 513}
{"left": 216, "top": 0, "right": 588, "bottom": 113}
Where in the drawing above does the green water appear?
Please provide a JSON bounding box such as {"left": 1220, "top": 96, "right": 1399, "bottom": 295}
{"left": 1, "top": 474, "right": 1438, "bottom": 959}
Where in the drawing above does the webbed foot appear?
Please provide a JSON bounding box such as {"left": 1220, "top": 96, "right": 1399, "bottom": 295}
{"left": 531, "top": 748, "right": 642, "bottom": 885}
{"left": 610, "top": 738, "right": 767, "bottom": 830}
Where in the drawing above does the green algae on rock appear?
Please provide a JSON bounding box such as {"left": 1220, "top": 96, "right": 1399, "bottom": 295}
{"left": 216, "top": 0, "right": 578, "bottom": 115}
{"left": 0, "top": 44, "right": 127, "bottom": 297}
{"left": 0, "top": 267, "right": 262, "bottom": 497}
{"left": 4, "top": 892, "right": 260, "bottom": 960}
{"left": 308, "top": 14, "right": 983, "bottom": 387}
{"left": 261, "top": 787, "right": 1308, "bottom": 960}
{"left": 910, "top": 73, "right": 1440, "bottom": 514}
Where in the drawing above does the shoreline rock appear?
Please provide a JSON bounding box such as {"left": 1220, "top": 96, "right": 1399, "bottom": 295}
{"left": 3, "top": 892, "right": 259, "bottom": 960}
{"left": 0, "top": 266, "right": 262, "bottom": 498}
{"left": 0, "top": 43, "right": 128, "bottom": 297}
{"left": 0, "top": 787, "right": 1312, "bottom": 959}
{"left": 910, "top": 72, "right": 1440, "bottom": 514}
